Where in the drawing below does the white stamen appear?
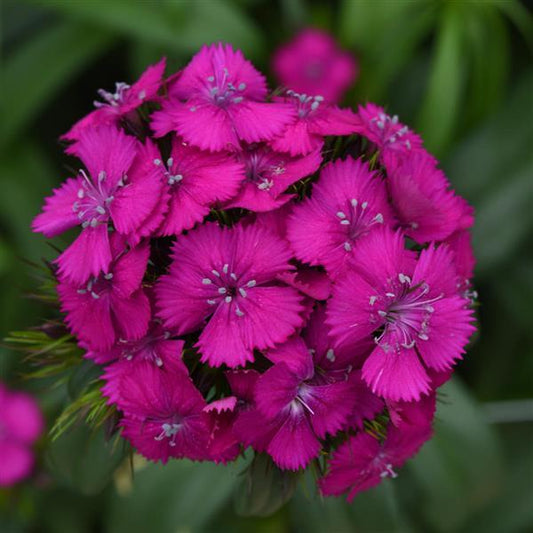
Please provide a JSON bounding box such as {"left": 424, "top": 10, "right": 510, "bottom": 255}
{"left": 218, "top": 287, "right": 227, "bottom": 294}
{"left": 225, "top": 296, "right": 232, "bottom": 303}
{"left": 369, "top": 296, "right": 377, "bottom": 306}
{"left": 336, "top": 211, "right": 346, "bottom": 219}
{"left": 202, "top": 278, "right": 212, "bottom": 285}
{"left": 247, "top": 280, "right": 256, "bottom": 287}
{"left": 398, "top": 273, "right": 411, "bottom": 284}
{"left": 236, "top": 308, "right": 244, "bottom": 317}
{"left": 223, "top": 264, "right": 229, "bottom": 273}
{"left": 239, "top": 288, "right": 247, "bottom": 298}
{"left": 351, "top": 198, "right": 358, "bottom": 207}
{"left": 207, "top": 299, "right": 217, "bottom": 305}
{"left": 340, "top": 219, "right": 350, "bottom": 225}
{"left": 212, "top": 269, "right": 220, "bottom": 277}
{"left": 326, "top": 349, "right": 335, "bottom": 362}
{"left": 344, "top": 242, "right": 352, "bottom": 252}
{"left": 230, "top": 273, "right": 237, "bottom": 281}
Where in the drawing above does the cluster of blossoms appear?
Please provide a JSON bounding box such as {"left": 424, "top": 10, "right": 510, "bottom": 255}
{"left": 33, "top": 38, "right": 476, "bottom": 501}
{"left": 0, "top": 383, "right": 43, "bottom": 486}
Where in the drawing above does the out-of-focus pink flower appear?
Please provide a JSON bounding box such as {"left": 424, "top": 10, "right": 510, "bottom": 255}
{"left": 0, "top": 384, "right": 44, "bottom": 486}
{"left": 272, "top": 28, "right": 358, "bottom": 104}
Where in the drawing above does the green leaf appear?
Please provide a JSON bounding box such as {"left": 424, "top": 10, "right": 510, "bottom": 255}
{"left": 1, "top": 21, "right": 113, "bottom": 147}
{"left": 289, "top": 479, "right": 414, "bottom": 533}
{"left": 339, "top": 0, "right": 437, "bottom": 101}
{"left": 472, "top": 159, "right": 533, "bottom": 275}
{"left": 32, "top": 0, "right": 264, "bottom": 58}
{"left": 407, "top": 379, "right": 505, "bottom": 532}
{"left": 67, "top": 359, "right": 102, "bottom": 400}
{"left": 416, "top": 2, "right": 466, "bottom": 156}
{"left": 107, "top": 459, "right": 240, "bottom": 533}
{"left": 234, "top": 453, "right": 301, "bottom": 517}
{"left": 46, "top": 424, "right": 126, "bottom": 495}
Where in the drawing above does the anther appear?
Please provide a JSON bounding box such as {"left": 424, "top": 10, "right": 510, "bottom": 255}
{"left": 246, "top": 280, "right": 256, "bottom": 287}
{"left": 218, "top": 287, "right": 227, "bottom": 294}
{"left": 202, "top": 278, "right": 212, "bottom": 285}
{"left": 239, "top": 288, "right": 247, "bottom": 298}
{"left": 225, "top": 296, "right": 232, "bottom": 303}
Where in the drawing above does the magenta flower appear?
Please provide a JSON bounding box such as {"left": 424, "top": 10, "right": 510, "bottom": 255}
{"left": 63, "top": 58, "right": 166, "bottom": 141}
{"left": 287, "top": 157, "right": 393, "bottom": 278}
{"left": 353, "top": 103, "right": 424, "bottom": 163}
{"left": 100, "top": 327, "right": 187, "bottom": 405}
{"left": 272, "top": 28, "right": 358, "bottom": 104}
{"left": 117, "top": 362, "right": 210, "bottom": 463}
{"left": 238, "top": 335, "right": 360, "bottom": 471}
{"left": 386, "top": 151, "right": 474, "bottom": 243}
{"left": 153, "top": 137, "right": 245, "bottom": 236}
{"left": 327, "top": 228, "right": 476, "bottom": 401}
{"left": 151, "top": 43, "right": 295, "bottom": 152}
{"left": 319, "top": 422, "right": 432, "bottom": 501}
{"left": 156, "top": 223, "right": 305, "bottom": 367}
{"left": 225, "top": 144, "right": 322, "bottom": 212}
{"left": 0, "top": 384, "right": 43, "bottom": 486}
{"left": 33, "top": 126, "right": 163, "bottom": 284}
{"left": 270, "top": 91, "right": 357, "bottom": 156}
{"left": 57, "top": 236, "right": 150, "bottom": 351}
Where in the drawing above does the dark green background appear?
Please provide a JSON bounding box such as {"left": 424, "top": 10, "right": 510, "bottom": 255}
{"left": 1, "top": 1, "right": 532, "bottom": 531}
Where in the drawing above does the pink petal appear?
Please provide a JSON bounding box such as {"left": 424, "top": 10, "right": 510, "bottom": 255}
{"left": 362, "top": 345, "right": 431, "bottom": 402}
{"left": 32, "top": 177, "right": 82, "bottom": 238}
{"left": 56, "top": 225, "right": 112, "bottom": 284}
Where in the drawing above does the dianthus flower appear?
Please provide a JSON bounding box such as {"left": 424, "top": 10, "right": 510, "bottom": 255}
{"left": 272, "top": 28, "right": 358, "bottom": 104}
{"left": 319, "top": 395, "right": 435, "bottom": 501}
{"left": 156, "top": 223, "right": 305, "bottom": 367}
{"left": 63, "top": 58, "right": 166, "bottom": 141}
{"left": 57, "top": 236, "right": 150, "bottom": 351}
{"left": 151, "top": 43, "right": 295, "bottom": 152}
{"left": 327, "top": 228, "right": 476, "bottom": 401}
{"left": 117, "top": 362, "right": 210, "bottom": 463}
{"left": 32, "top": 126, "right": 162, "bottom": 283}
{"left": 225, "top": 144, "right": 322, "bottom": 212}
{"left": 287, "top": 157, "right": 393, "bottom": 278}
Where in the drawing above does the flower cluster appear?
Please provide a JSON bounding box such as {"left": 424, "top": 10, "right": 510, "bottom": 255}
{"left": 33, "top": 42, "right": 476, "bottom": 501}
{"left": 0, "top": 383, "right": 43, "bottom": 486}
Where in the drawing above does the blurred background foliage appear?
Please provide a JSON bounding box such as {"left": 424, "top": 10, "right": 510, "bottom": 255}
{"left": 1, "top": 0, "right": 532, "bottom": 531}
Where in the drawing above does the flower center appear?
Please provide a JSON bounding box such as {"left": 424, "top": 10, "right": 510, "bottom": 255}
{"left": 203, "top": 69, "right": 247, "bottom": 109}
{"left": 202, "top": 264, "right": 256, "bottom": 317}
{"left": 336, "top": 198, "right": 384, "bottom": 252}
{"left": 370, "top": 112, "right": 411, "bottom": 149}
{"left": 72, "top": 169, "right": 117, "bottom": 228}
{"left": 76, "top": 272, "right": 114, "bottom": 299}
{"left": 245, "top": 150, "right": 285, "bottom": 191}
{"left": 372, "top": 274, "right": 443, "bottom": 351}
{"left": 93, "top": 82, "right": 131, "bottom": 108}
{"left": 286, "top": 90, "right": 323, "bottom": 118}
{"left": 154, "top": 421, "right": 182, "bottom": 447}
{"left": 154, "top": 157, "right": 184, "bottom": 186}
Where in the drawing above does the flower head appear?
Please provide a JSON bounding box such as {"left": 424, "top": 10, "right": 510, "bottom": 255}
{"left": 63, "top": 58, "right": 166, "bottom": 141}
{"left": 58, "top": 236, "right": 150, "bottom": 351}
{"left": 156, "top": 223, "right": 305, "bottom": 367}
{"left": 327, "top": 228, "right": 476, "bottom": 401}
{"left": 287, "top": 157, "right": 393, "bottom": 278}
{"left": 116, "top": 362, "right": 210, "bottom": 463}
{"left": 33, "top": 126, "right": 162, "bottom": 284}
{"left": 151, "top": 43, "right": 295, "bottom": 152}
{"left": 225, "top": 144, "right": 321, "bottom": 212}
